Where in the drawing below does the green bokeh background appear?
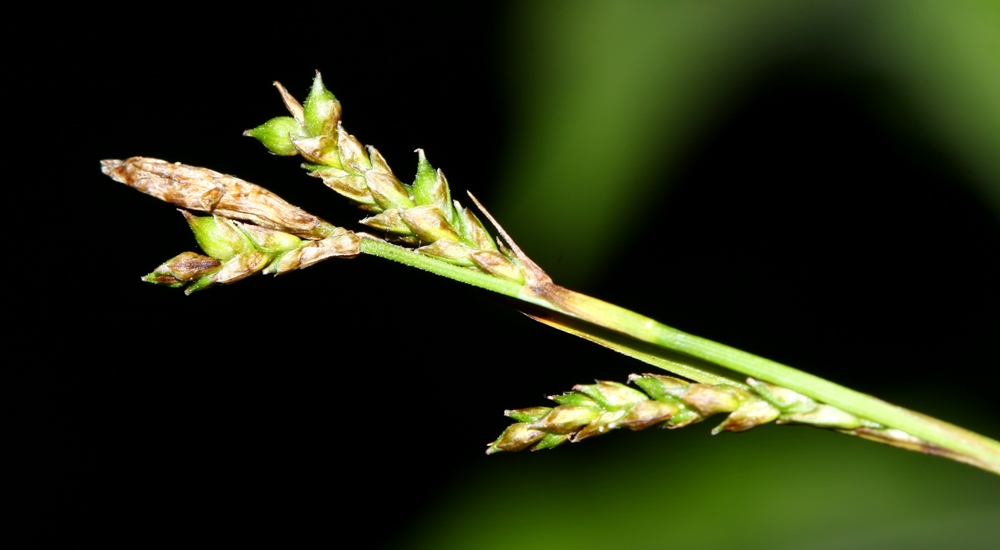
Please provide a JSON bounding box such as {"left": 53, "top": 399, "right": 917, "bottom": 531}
{"left": 496, "top": 0, "right": 1000, "bottom": 287}
{"left": 396, "top": 1, "right": 1000, "bottom": 547}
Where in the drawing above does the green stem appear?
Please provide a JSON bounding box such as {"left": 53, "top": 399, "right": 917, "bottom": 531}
{"left": 525, "top": 288, "right": 1000, "bottom": 473}
{"left": 360, "top": 238, "right": 523, "bottom": 296}
{"left": 516, "top": 302, "right": 750, "bottom": 389}
{"left": 359, "top": 237, "right": 1000, "bottom": 474}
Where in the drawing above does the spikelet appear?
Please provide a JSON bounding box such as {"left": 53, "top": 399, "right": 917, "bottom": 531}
{"left": 487, "top": 374, "right": 934, "bottom": 455}
{"left": 101, "top": 157, "right": 360, "bottom": 294}
{"left": 245, "top": 72, "right": 526, "bottom": 284}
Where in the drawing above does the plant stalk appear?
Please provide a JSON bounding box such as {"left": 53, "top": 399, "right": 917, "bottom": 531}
{"left": 361, "top": 236, "right": 1000, "bottom": 474}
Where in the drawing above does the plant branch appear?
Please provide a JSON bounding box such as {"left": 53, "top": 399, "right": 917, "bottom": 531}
{"left": 102, "top": 72, "right": 1000, "bottom": 475}
{"left": 354, "top": 237, "right": 1000, "bottom": 474}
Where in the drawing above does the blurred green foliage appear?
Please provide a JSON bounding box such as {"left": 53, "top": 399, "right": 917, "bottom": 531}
{"left": 495, "top": 0, "right": 1000, "bottom": 286}
{"left": 397, "top": 1, "right": 1000, "bottom": 547}
{"left": 400, "top": 424, "right": 1000, "bottom": 549}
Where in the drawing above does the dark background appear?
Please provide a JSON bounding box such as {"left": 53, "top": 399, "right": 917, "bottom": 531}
{"left": 18, "top": 2, "right": 1000, "bottom": 547}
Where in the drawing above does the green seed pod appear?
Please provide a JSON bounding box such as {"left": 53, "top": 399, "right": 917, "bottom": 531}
{"left": 411, "top": 150, "right": 453, "bottom": 223}
{"left": 303, "top": 71, "right": 341, "bottom": 137}
{"left": 183, "top": 212, "right": 254, "bottom": 261}
{"left": 244, "top": 116, "right": 302, "bottom": 156}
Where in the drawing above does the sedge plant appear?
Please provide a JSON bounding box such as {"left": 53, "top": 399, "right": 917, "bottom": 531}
{"left": 100, "top": 72, "right": 1000, "bottom": 475}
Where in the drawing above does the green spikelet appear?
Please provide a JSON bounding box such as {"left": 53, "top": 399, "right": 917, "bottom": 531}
{"left": 487, "top": 374, "right": 915, "bottom": 454}
{"left": 247, "top": 74, "right": 525, "bottom": 282}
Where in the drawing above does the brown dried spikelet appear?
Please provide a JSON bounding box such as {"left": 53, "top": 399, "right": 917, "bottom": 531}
{"left": 101, "top": 157, "right": 336, "bottom": 239}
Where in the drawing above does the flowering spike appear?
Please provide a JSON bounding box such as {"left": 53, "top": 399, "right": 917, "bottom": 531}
{"left": 489, "top": 373, "right": 923, "bottom": 454}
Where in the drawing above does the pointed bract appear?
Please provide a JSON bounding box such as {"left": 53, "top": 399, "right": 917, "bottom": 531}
{"left": 274, "top": 81, "right": 304, "bottom": 124}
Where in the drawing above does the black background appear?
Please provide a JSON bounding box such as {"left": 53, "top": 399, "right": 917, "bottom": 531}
{"left": 16, "top": 4, "right": 1000, "bottom": 546}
